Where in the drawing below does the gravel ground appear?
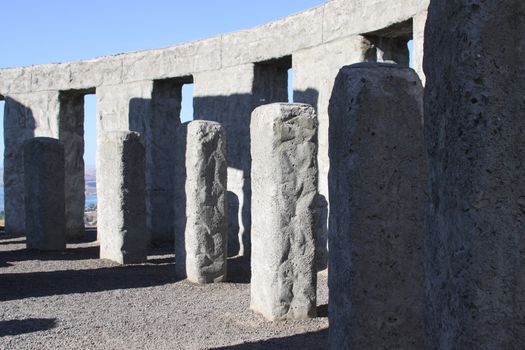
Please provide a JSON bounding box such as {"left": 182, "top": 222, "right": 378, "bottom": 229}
{"left": 0, "top": 231, "right": 328, "bottom": 350}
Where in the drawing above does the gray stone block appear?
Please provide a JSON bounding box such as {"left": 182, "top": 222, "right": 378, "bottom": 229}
{"left": 183, "top": 121, "right": 227, "bottom": 283}
{"left": 328, "top": 63, "right": 425, "bottom": 349}
{"left": 174, "top": 122, "right": 189, "bottom": 278}
{"left": 98, "top": 131, "right": 148, "bottom": 265}
{"left": 424, "top": 1, "right": 525, "bottom": 348}
{"left": 250, "top": 103, "right": 318, "bottom": 321}
{"left": 24, "top": 137, "right": 66, "bottom": 251}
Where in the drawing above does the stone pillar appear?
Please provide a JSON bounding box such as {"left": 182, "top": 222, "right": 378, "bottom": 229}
{"left": 58, "top": 90, "right": 86, "bottom": 240}
{"left": 328, "top": 63, "right": 425, "bottom": 349}
{"left": 98, "top": 131, "right": 148, "bottom": 264}
{"left": 148, "top": 79, "right": 183, "bottom": 242}
{"left": 174, "top": 122, "right": 188, "bottom": 278}
{"left": 24, "top": 137, "right": 66, "bottom": 250}
{"left": 293, "top": 36, "right": 367, "bottom": 270}
{"left": 183, "top": 121, "right": 227, "bottom": 283}
{"left": 412, "top": 10, "right": 427, "bottom": 85}
{"left": 4, "top": 92, "right": 60, "bottom": 236}
{"left": 424, "top": 1, "right": 525, "bottom": 348}
{"left": 250, "top": 103, "right": 318, "bottom": 321}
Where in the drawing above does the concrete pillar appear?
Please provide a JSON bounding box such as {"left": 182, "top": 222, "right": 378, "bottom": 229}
{"left": 24, "top": 137, "right": 66, "bottom": 250}
{"left": 250, "top": 103, "right": 318, "bottom": 321}
{"left": 293, "top": 36, "right": 369, "bottom": 270}
{"left": 412, "top": 10, "right": 427, "bottom": 85}
{"left": 148, "top": 79, "right": 183, "bottom": 242}
{"left": 4, "top": 92, "right": 60, "bottom": 236}
{"left": 424, "top": 1, "right": 525, "bottom": 348}
{"left": 183, "top": 121, "right": 227, "bottom": 283}
{"left": 328, "top": 63, "right": 425, "bottom": 349}
{"left": 193, "top": 65, "right": 254, "bottom": 257}
{"left": 98, "top": 131, "right": 148, "bottom": 264}
{"left": 58, "top": 90, "right": 87, "bottom": 240}
{"left": 174, "top": 122, "right": 188, "bottom": 278}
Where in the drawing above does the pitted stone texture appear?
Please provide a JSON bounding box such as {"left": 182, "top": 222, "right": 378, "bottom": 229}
{"left": 174, "top": 122, "right": 189, "bottom": 278}
{"left": 24, "top": 137, "right": 66, "bottom": 251}
{"left": 328, "top": 63, "right": 425, "bottom": 349}
{"left": 250, "top": 103, "right": 318, "bottom": 321}
{"left": 58, "top": 90, "right": 86, "bottom": 240}
{"left": 4, "top": 92, "right": 60, "bottom": 236}
{"left": 98, "top": 131, "right": 148, "bottom": 265}
{"left": 424, "top": 1, "right": 525, "bottom": 348}
{"left": 183, "top": 121, "right": 227, "bottom": 283}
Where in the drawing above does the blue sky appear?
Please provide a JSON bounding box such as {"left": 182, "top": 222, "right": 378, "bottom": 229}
{"left": 0, "top": 0, "right": 325, "bottom": 168}
{"left": 0, "top": 1, "right": 413, "bottom": 169}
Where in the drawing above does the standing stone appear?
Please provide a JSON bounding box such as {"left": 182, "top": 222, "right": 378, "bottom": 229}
{"left": 328, "top": 63, "right": 425, "bottom": 349}
{"left": 183, "top": 121, "right": 227, "bottom": 283}
{"left": 98, "top": 131, "right": 148, "bottom": 264}
{"left": 250, "top": 103, "right": 318, "bottom": 321}
{"left": 174, "top": 122, "right": 189, "bottom": 278}
{"left": 24, "top": 137, "right": 66, "bottom": 251}
{"left": 424, "top": 2, "right": 525, "bottom": 348}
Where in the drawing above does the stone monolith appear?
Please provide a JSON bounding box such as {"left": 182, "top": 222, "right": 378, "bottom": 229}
{"left": 174, "top": 122, "right": 189, "bottom": 278}
{"left": 183, "top": 121, "right": 227, "bottom": 283}
{"left": 328, "top": 63, "right": 426, "bottom": 349}
{"left": 424, "top": 1, "right": 525, "bottom": 348}
{"left": 24, "top": 137, "right": 66, "bottom": 251}
{"left": 250, "top": 103, "right": 318, "bottom": 321}
{"left": 98, "top": 131, "right": 148, "bottom": 264}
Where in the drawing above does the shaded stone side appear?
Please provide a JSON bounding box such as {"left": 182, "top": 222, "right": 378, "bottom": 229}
{"left": 293, "top": 36, "right": 368, "bottom": 270}
{"left": 184, "top": 121, "right": 227, "bottom": 283}
{"left": 58, "top": 90, "right": 87, "bottom": 240}
{"left": 98, "top": 131, "right": 148, "bottom": 264}
{"left": 4, "top": 92, "right": 60, "bottom": 236}
{"left": 328, "top": 63, "right": 425, "bottom": 349}
{"left": 250, "top": 103, "right": 318, "bottom": 321}
{"left": 174, "top": 122, "right": 189, "bottom": 278}
{"left": 24, "top": 137, "right": 65, "bottom": 250}
{"left": 424, "top": 1, "right": 525, "bottom": 348}
{"left": 147, "top": 79, "right": 183, "bottom": 242}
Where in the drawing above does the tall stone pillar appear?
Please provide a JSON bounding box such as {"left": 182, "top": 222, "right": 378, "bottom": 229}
{"left": 24, "top": 137, "right": 66, "bottom": 251}
{"left": 424, "top": 1, "right": 525, "bottom": 348}
{"left": 328, "top": 63, "right": 425, "bottom": 349}
{"left": 182, "top": 121, "right": 227, "bottom": 283}
{"left": 98, "top": 131, "right": 148, "bottom": 264}
{"left": 58, "top": 90, "right": 86, "bottom": 240}
{"left": 250, "top": 103, "right": 318, "bottom": 321}
{"left": 174, "top": 122, "right": 189, "bottom": 278}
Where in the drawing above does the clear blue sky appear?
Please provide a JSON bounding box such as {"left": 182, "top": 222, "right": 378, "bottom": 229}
{"left": 0, "top": 1, "right": 413, "bottom": 169}
{"left": 0, "top": 0, "right": 325, "bottom": 168}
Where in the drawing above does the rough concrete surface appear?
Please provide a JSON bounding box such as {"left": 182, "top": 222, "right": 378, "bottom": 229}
{"left": 23, "top": 137, "right": 66, "bottom": 251}
{"left": 98, "top": 131, "right": 148, "bottom": 265}
{"left": 250, "top": 103, "right": 318, "bottom": 321}
{"left": 183, "top": 121, "right": 228, "bottom": 284}
{"left": 174, "top": 122, "right": 189, "bottom": 278}
{"left": 0, "top": 233, "right": 329, "bottom": 350}
{"left": 424, "top": 1, "right": 525, "bottom": 348}
{"left": 328, "top": 63, "right": 425, "bottom": 349}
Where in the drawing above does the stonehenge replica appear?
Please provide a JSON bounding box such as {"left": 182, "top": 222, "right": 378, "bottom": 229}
{"left": 1, "top": 0, "right": 524, "bottom": 348}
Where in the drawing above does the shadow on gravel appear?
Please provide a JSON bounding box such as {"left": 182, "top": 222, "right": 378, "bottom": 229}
{"left": 211, "top": 328, "right": 328, "bottom": 349}
{"left": 0, "top": 263, "right": 176, "bottom": 302}
{"left": 0, "top": 318, "right": 57, "bottom": 337}
{"left": 0, "top": 245, "right": 100, "bottom": 263}
{"left": 227, "top": 255, "right": 251, "bottom": 284}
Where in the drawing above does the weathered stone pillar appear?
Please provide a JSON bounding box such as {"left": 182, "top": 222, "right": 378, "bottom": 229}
{"left": 250, "top": 103, "right": 318, "bottom": 321}
{"left": 174, "top": 122, "right": 188, "bottom": 278}
{"left": 424, "top": 1, "right": 525, "bottom": 348}
{"left": 183, "top": 121, "right": 227, "bottom": 283}
{"left": 98, "top": 131, "right": 148, "bottom": 264}
{"left": 58, "top": 90, "right": 87, "bottom": 240}
{"left": 24, "top": 137, "right": 66, "bottom": 250}
{"left": 328, "top": 63, "right": 425, "bottom": 349}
